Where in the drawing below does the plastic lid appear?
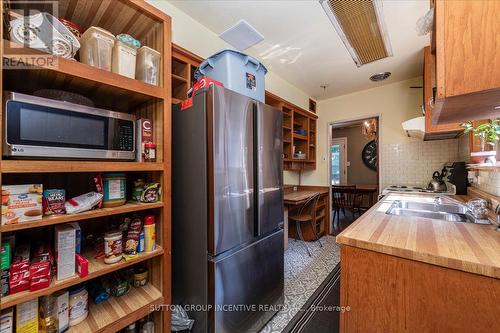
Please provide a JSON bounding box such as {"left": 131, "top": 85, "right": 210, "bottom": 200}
{"left": 68, "top": 284, "right": 86, "bottom": 295}
{"left": 144, "top": 142, "right": 156, "bottom": 148}
{"left": 144, "top": 215, "right": 155, "bottom": 225}
{"left": 104, "top": 230, "right": 122, "bottom": 238}
{"left": 114, "top": 40, "right": 137, "bottom": 53}
{"left": 104, "top": 172, "right": 126, "bottom": 178}
{"left": 137, "top": 45, "right": 160, "bottom": 56}
{"left": 81, "top": 26, "right": 116, "bottom": 42}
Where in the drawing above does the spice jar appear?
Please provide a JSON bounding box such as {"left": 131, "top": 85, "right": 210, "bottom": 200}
{"left": 68, "top": 285, "right": 88, "bottom": 327}
{"left": 104, "top": 231, "right": 123, "bottom": 264}
{"left": 144, "top": 143, "right": 156, "bottom": 162}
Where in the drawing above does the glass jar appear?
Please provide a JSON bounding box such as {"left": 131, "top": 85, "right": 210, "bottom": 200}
{"left": 144, "top": 143, "right": 157, "bottom": 162}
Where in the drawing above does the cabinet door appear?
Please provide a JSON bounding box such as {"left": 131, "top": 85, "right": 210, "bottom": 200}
{"left": 436, "top": 0, "right": 500, "bottom": 97}
{"left": 423, "top": 46, "right": 462, "bottom": 136}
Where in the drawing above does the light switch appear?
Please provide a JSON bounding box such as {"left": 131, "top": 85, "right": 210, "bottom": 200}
{"left": 347, "top": 161, "right": 351, "bottom": 166}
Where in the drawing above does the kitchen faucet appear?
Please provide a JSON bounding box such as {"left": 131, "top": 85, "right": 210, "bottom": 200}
{"left": 496, "top": 204, "right": 500, "bottom": 232}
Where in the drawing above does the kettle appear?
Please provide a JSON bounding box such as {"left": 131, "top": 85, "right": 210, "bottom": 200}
{"left": 428, "top": 171, "right": 448, "bottom": 192}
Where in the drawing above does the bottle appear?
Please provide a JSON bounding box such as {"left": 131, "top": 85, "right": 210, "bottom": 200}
{"left": 143, "top": 215, "right": 156, "bottom": 252}
{"left": 138, "top": 230, "right": 145, "bottom": 253}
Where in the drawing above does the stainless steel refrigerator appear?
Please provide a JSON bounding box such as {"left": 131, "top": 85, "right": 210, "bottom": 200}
{"left": 172, "top": 85, "right": 284, "bottom": 333}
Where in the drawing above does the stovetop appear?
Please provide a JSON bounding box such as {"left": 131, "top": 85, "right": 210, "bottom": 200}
{"left": 382, "top": 184, "right": 456, "bottom": 195}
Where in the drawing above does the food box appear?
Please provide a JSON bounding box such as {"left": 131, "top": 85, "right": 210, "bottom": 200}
{"left": 136, "top": 118, "right": 154, "bottom": 162}
{"left": 54, "top": 225, "right": 76, "bottom": 280}
{"left": 2, "top": 185, "right": 43, "bottom": 225}
{"left": 0, "top": 308, "right": 14, "bottom": 333}
{"left": 16, "top": 299, "right": 38, "bottom": 333}
{"left": 55, "top": 290, "right": 69, "bottom": 333}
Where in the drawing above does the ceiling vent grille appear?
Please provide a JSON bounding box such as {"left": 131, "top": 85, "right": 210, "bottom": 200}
{"left": 219, "top": 19, "right": 264, "bottom": 51}
{"left": 321, "top": 0, "right": 393, "bottom": 67}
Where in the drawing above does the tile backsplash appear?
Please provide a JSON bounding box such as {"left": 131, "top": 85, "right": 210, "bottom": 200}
{"left": 380, "top": 139, "right": 464, "bottom": 189}
{"left": 471, "top": 171, "right": 500, "bottom": 197}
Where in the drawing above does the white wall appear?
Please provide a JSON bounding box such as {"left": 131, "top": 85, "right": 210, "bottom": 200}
{"left": 288, "top": 77, "right": 425, "bottom": 186}
{"left": 146, "top": 0, "right": 311, "bottom": 110}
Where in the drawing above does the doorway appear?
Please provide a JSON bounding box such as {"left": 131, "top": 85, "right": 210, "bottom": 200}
{"left": 329, "top": 116, "right": 380, "bottom": 234}
{"left": 331, "top": 137, "right": 347, "bottom": 185}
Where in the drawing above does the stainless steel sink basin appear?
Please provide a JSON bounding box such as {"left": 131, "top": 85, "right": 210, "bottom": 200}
{"left": 386, "top": 197, "right": 491, "bottom": 224}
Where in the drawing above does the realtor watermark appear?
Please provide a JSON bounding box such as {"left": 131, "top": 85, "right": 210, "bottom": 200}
{"left": 151, "top": 304, "right": 351, "bottom": 313}
{"left": 5, "top": 1, "right": 59, "bottom": 69}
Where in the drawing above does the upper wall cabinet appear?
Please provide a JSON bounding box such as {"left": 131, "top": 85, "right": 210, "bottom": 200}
{"left": 423, "top": 46, "right": 462, "bottom": 140}
{"left": 432, "top": 0, "right": 500, "bottom": 124}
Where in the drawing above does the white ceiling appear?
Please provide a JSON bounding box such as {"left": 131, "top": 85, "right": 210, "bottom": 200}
{"left": 170, "top": 0, "right": 430, "bottom": 100}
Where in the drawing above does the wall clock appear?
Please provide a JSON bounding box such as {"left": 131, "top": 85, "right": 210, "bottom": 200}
{"left": 362, "top": 140, "right": 377, "bottom": 171}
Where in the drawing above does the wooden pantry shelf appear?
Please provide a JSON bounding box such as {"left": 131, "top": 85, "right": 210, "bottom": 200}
{"left": 2, "top": 40, "right": 165, "bottom": 107}
{"left": 0, "top": 247, "right": 164, "bottom": 309}
{"left": 1, "top": 202, "right": 163, "bottom": 232}
{"left": 172, "top": 97, "right": 183, "bottom": 104}
{"left": 1, "top": 160, "right": 164, "bottom": 173}
{"left": 67, "top": 283, "right": 163, "bottom": 333}
{"left": 172, "top": 73, "right": 188, "bottom": 83}
{"left": 293, "top": 133, "right": 308, "bottom": 140}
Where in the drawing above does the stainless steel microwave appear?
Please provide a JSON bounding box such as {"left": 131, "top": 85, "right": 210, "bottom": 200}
{"left": 3, "top": 92, "right": 135, "bottom": 160}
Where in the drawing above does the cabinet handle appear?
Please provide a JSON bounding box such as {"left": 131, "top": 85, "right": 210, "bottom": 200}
{"left": 428, "top": 96, "right": 434, "bottom": 109}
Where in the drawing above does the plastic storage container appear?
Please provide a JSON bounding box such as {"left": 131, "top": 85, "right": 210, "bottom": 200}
{"left": 136, "top": 46, "right": 161, "bottom": 86}
{"left": 79, "top": 26, "right": 115, "bottom": 71}
{"left": 112, "top": 40, "right": 137, "bottom": 78}
{"left": 68, "top": 285, "right": 88, "bottom": 327}
{"left": 102, "top": 173, "right": 127, "bottom": 207}
{"left": 194, "top": 49, "right": 268, "bottom": 103}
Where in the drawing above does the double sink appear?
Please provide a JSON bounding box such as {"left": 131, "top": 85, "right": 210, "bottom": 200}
{"left": 386, "top": 196, "right": 491, "bottom": 224}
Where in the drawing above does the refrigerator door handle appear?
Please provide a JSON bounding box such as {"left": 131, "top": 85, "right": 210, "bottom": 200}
{"left": 253, "top": 102, "right": 260, "bottom": 238}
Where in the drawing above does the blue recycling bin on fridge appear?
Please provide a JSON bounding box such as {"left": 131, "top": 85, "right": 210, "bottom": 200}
{"left": 194, "top": 49, "right": 268, "bottom": 102}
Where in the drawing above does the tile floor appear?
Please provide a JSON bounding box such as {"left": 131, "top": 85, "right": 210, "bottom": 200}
{"left": 259, "top": 235, "right": 340, "bottom": 333}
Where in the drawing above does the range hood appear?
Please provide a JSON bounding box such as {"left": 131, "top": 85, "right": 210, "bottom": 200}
{"left": 402, "top": 116, "right": 425, "bottom": 139}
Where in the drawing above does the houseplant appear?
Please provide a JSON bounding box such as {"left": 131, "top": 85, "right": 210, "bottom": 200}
{"left": 462, "top": 119, "right": 500, "bottom": 164}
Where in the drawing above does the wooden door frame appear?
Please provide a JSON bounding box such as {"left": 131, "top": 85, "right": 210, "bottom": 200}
{"left": 327, "top": 114, "right": 381, "bottom": 233}
{"left": 331, "top": 137, "right": 348, "bottom": 185}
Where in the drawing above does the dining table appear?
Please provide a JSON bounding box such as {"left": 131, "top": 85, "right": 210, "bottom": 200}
{"left": 344, "top": 184, "right": 379, "bottom": 207}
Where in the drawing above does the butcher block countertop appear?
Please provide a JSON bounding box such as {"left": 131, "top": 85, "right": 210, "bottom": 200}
{"left": 336, "top": 193, "right": 500, "bottom": 279}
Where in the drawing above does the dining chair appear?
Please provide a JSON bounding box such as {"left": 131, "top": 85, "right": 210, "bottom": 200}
{"left": 331, "top": 185, "right": 360, "bottom": 230}
{"left": 288, "top": 193, "right": 322, "bottom": 257}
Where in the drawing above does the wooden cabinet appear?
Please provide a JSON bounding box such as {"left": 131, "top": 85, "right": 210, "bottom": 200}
{"left": 340, "top": 246, "right": 500, "bottom": 333}
{"left": 432, "top": 0, "right": 500, "bottom": 124}
{"left": 171, "top": 44, "right": 202, "bottom": 104}
{"left": 266, "top": 92, "right": 318, "bottom": 171}
{"left": 1, "top": 1, "right": 171, "bottom": 331}
{"left": 422, "top": 46, "right": 462, "bottom": 140}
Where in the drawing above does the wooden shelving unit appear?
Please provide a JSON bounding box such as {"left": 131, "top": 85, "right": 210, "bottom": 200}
{"left": 67, "top": 283, "right": 163, "bottom": 333}
{"left": 265, "top": 92, "right": 318, "bottom": 170}
{"left": 1, "top": 1, "right": 172, "bottom": 331}
{"left": 171, "top": 44, "right": 203, "bottom": 104}
{"left": 1, "top": 202, "right": 163, "bottom": 232}
{"left": 1, "top": 161, "right": 165, "bottom": 174}
{"left": 1, "top": 247, "right": 164, "bottom": 310}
